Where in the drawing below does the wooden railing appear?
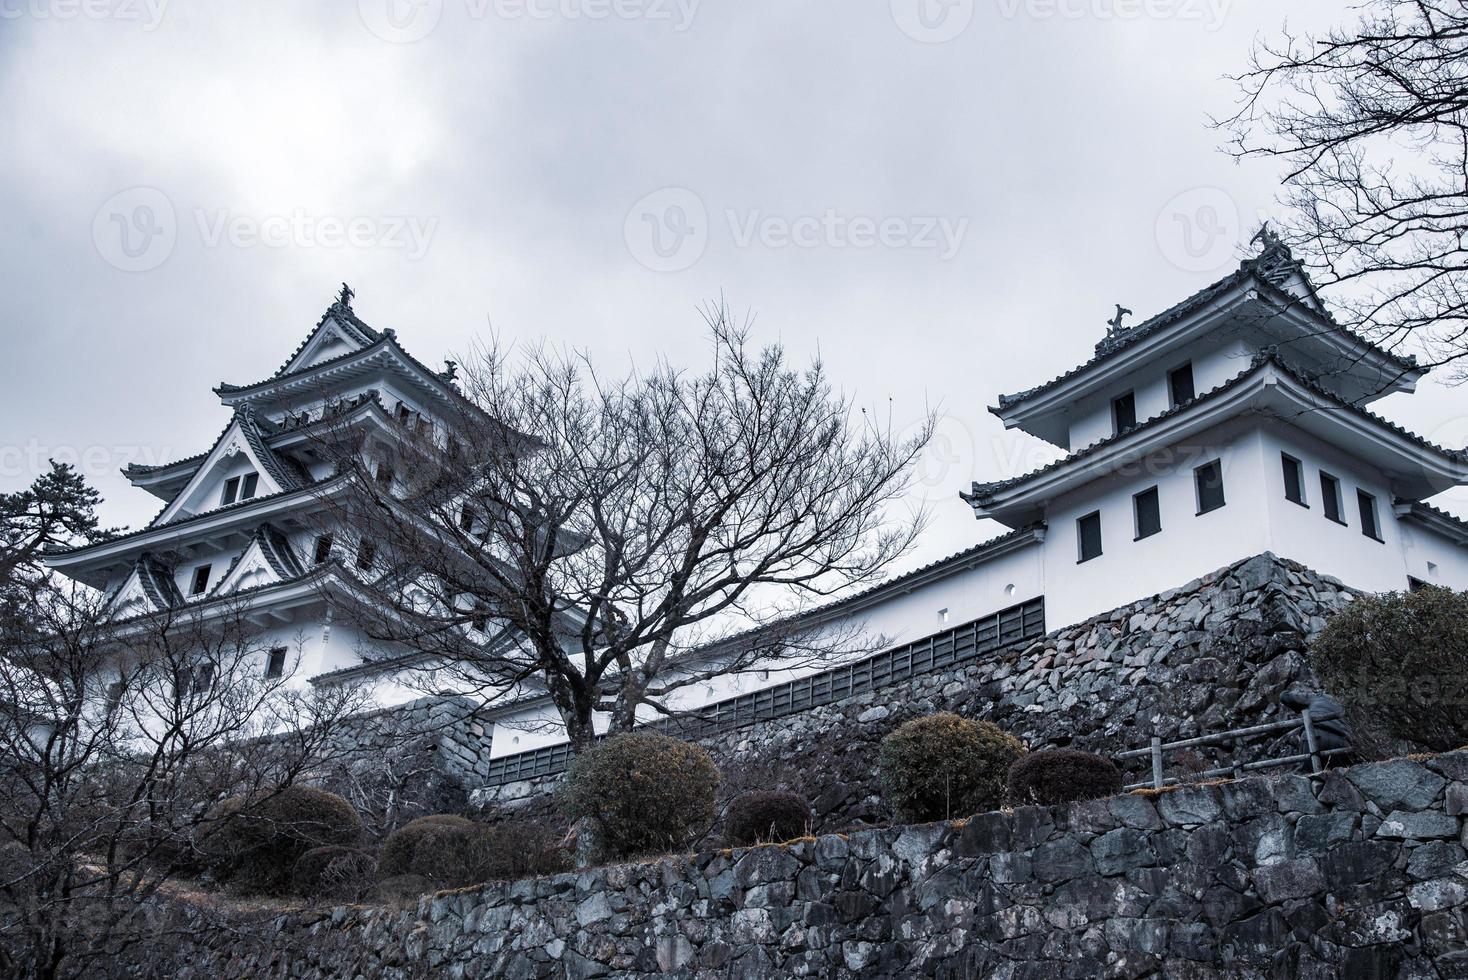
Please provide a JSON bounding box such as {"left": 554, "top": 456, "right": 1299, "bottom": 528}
{"left": 1115, "top": 707, "right": 1349, "bottom": 791}
{"left": 483, "top": 595, "right": 1046, "bottom": 787}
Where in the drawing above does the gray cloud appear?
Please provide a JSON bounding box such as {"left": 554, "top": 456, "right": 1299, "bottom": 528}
{"left": 3, "top": 0, "right": 1464, "bottom": 564}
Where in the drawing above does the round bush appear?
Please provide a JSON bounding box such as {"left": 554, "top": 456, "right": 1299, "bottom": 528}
{"left": 878, "top": 713, "right": 1025, "bottom": 822}
{"left": 378, "top": 815, "right": 489, "bottom": 886}
{"left": 291, "top": 845, "right": 377, "bottom": 901}
{"left": 724, "top": 791, "right": 812, "bottom": 846}
{"left": 378, "top": 815, "right": 567, "bottom": 888}
{"left": 199, "top": 785, "right": 362, "bottom": 895}
{"left": 1006, "top": 749, "right": 1122, "bottom": 807}
{"left": 558, "top": 732, "right": 720, "bottom": 860}
{"left": 1311, "top": 586, "right": 1468, "bottom": 752}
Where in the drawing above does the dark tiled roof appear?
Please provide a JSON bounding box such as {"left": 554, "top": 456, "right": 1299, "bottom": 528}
{"left": 48, "top": 482, "right": 329, "bottom": 560}
{"left": 123, "top": 451, "right": 209, "bottom": 480}
{"left": 237, "top": 406, "right": 312, "bottom": 490}
{"left": 268, "top": 300, "right": 382, "bottom": 380}
{"left": 967, "top": 354, "right": 1465, "bottom": 504}
{"left": 1403, "top": 500, "right": 1468, "bottom": 538}
{"left": 994, "top": 250, "right": 1418, "bottom": 412}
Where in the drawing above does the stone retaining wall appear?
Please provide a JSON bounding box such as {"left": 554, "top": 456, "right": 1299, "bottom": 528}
{"left": 131, "top": 752, "right": 1468, "bottom": 978}
{"left": 481, "top": 553, "right": 1362, "bottom": 830}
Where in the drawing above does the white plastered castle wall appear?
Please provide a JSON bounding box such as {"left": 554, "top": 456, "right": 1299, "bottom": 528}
{"left": 485, "top": 540, "right": 1044, "bottom": 758}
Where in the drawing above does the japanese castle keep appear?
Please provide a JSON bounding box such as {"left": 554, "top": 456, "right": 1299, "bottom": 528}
{"left": 45, "top": 237, "right": 1468, "bottom": 774}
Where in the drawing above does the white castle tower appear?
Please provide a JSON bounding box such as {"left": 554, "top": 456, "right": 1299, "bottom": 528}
{"left": 45, "top": 287, "right": 462, "bottom": 693}
{"left": 965, "top": 233, "right": 1468, "bottom": 626}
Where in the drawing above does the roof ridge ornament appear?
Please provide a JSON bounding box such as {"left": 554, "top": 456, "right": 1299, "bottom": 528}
{"left": 335, "top": 282, "right": 355, "bottom": 311}
{"left": 1106, "top": 303, "right": 1132, "bottom": 338}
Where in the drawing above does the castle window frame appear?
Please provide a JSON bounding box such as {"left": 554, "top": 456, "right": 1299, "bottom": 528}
{"left": 190, "top": 564, "right": 212, "bottom": 596}
{"left": 1194, "top": 459, "right": 1226, "bottom": 515}
{"left": 1133, "top": 486, "right": 1161, "bottom": 540}
{"left": 1076, "top": 510, "right": 1103, "bottom": 563}
{"left": 1168, "top": 362, "right": 1195, "bottom": 407}
{"left": 1111, "top": 391, "right": 1137, "bottom": 435}
{"left": 1319, "top": 472, "right": 1345, "bottom": 524}
{"left": 1281, "top": 453, "right": 1307, "bottom": 507}
{"left": 265, "top": 647, "right": 288, "bottom": 680}
{"left": 1357, "top": 489, "right": 1383, "bottom": 542}
{"left": 220, "top": 477, "right": 240, "bottom": 506}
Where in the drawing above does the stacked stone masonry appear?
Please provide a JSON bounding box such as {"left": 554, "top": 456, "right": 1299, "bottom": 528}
{"left": 135, "top": 752, "right": 1468, "bottom": 978}
{"left": 481, "top": 552, "right": 1361, "bottom": 829}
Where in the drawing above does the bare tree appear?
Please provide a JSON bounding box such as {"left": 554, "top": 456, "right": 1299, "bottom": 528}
{"left": 1220, "top": 0, "right": 1468, "bottom": 377}
{"left": 0, "top": 582, "right": 370, "bottom": 980}
{"left": 319, "top": 304, "right": 933, "bottom": 752}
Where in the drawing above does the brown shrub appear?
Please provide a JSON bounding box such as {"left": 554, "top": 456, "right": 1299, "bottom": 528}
{"left": 724, "top": 791, "right": 811, "bottom": 846}
{"left": 558, "top": 733, "right": 720, "bottom": 860}
{"left": 1006, "top": 749, "right": 1123, "bottom": 807}
{"left": 199, "top": 786, "right": 363, "bottom": 895}
{"left": 878, "top": 713, "right": 1024, "bottom": 821}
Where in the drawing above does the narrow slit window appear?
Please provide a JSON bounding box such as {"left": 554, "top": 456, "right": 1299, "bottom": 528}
{"left": 1320, "top": 472, "right": 1344, "bottom": 524}
{"left": 1194, "top": 460, "right": 1226, "bottom": 514}
{"left": 265, "top": 647, "right": 287, "bottom": 679}
{"left": 1112, "top": 391, "right": 1137, "bottom": 435}
{"left": 313, "top": 534, "right": 334, "bottom": 564}
{"left": 459, "top": 503, "right": 475, "bottom": 533}
{"left": 1281, "top": 454, "right": 1306, "bottom": 507}
{"left": 1358, "top": 490, "right": 1382, "bottom": 541}
{"left": 1077, "top": 511, "right": 1103, "bottom": 563}
{"left": 240, "top": 473, "right": 259, "bottom": 500}
{"left": 1133, "top": 486, "right": 1161, "bottom": 539}
{"left": 220, "top": 477, "right": 240, "bottom": 506}
{"left": 190, "top": 564, "right": 212, "bottom": 596}
{"left": 356, "top": 540, "right": 376, "bottom": 571}
{"left": 1168, "top": 363, "right": 1195, "bottom": 407}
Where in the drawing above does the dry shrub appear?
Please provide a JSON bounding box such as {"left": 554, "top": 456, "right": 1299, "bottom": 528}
{"left": 558, "top": 732, "right": 720, "bottom": 860}
{"left": 878, "top": 712, "right": 1024, "bottom": 821}
{"left": 1311, "top": 586, "right": 1468, "bottom": 752}
{"left": 1006, "top": 749, "right": 1122, "bottom": 807}
{"left": 724, "top": 791, "right": 811, "bottom": 846}
{"left": 199, "top": 786, "right": 363, "bottom": 896}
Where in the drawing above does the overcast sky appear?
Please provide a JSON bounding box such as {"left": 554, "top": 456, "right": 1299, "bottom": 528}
{"left": 3, "top": 0, "right": 1465, "bottom": 573}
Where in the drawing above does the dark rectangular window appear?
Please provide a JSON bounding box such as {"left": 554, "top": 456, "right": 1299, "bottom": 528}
{"left": 459, "top": 503, "right": 475, "bottom": 532}
{"left": 220, "top": 477, "right": 240, "bottom": 506}
{"left": 190, "top": 564, "right": 211, "bottom": 595}
{"left": 1133, "top": 486, "right": 1161, "bottom": 540}
{"left": 356, "top": 540, "right": 376, "bottom": 571}
{"left": 1194, "top": 460, "right": 1226, "bottom": 514}
{"left": 313, "top": 534, "right": 334, "bottom": 564}
{"left": 1112, "top": 391, "right": 1137, "bottom": 435}
{"left": 470, "top": 601, "right": 488, "bottom": 632}
{"left": 376, "top": 460, "right": 394, "bottom": 486}
{"left": 1077, "top": 511, "right": 1103, "bottom": 563}
{"left": 265, "top": 647, "right": 287, "bottom": 679}
{"left": 1281, "top": 454, "right": 1306, "bottom": 506}
{"left": 1408, "top": 576, "right": 1429, "bottom": 593}
{"left": 1168, "top": 363, "right": 1195, "bottom": 407}
{"left": 1358, "top": 490, "right": 1382, "bottom": 541}
{"left": 1320, "top": 472, "right": 1344, "bottom": 524}
{"left": 396, "top": 402, "right": 412, "bottom": 423}
{"left": 240, "top": 473, "right": 259, "bottom": 500}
